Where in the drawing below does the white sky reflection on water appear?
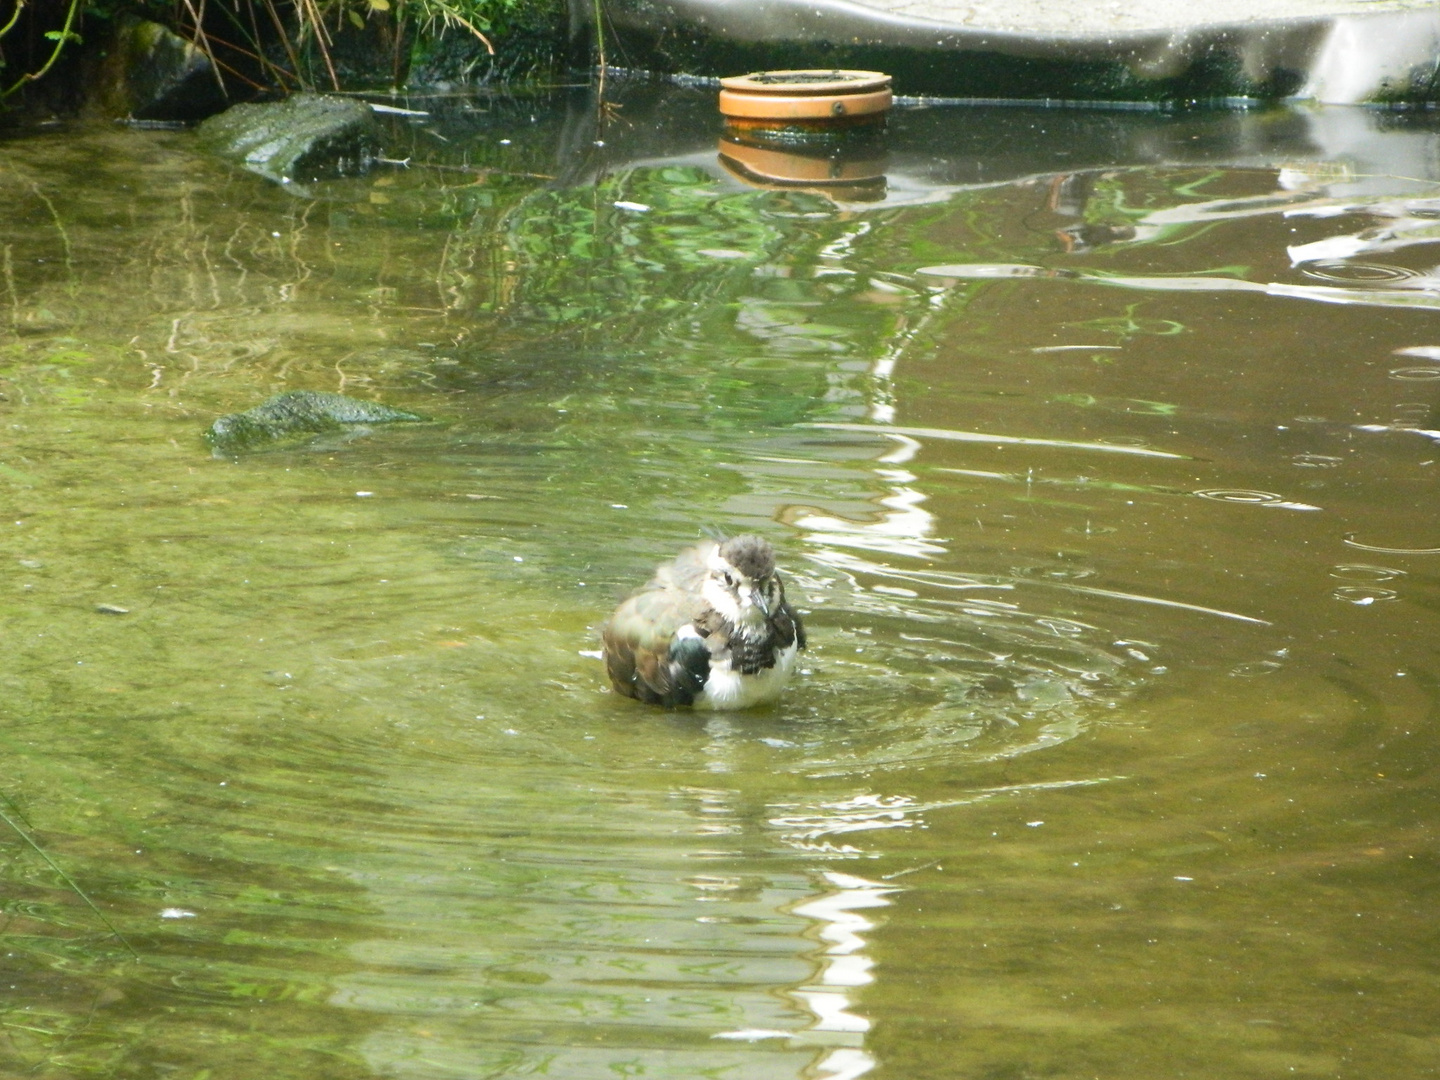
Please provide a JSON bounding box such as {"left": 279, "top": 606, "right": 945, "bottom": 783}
{"left": 715, "top": 870, "right": 899, "bottom": 1080}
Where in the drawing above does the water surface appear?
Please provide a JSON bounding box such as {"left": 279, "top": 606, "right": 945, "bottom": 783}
{"left": 2, "top": 88, "right": 1438, "bottom": 1079}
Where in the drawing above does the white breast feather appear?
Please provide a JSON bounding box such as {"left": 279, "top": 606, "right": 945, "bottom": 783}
{"left": 694, "top": 640, "right": 799, "bottom": 711}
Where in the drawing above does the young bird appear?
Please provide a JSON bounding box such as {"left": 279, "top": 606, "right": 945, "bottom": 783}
{"left": 602, "top": 535, "right": 806, "bottom": 709}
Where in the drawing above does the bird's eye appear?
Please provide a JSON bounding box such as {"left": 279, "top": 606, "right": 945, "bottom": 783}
{"left": 721, "top": 571, "right": 736, "bottom": 587}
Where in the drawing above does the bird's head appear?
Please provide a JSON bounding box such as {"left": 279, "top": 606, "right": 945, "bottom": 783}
{"left": 704, "top": 535, "right": 784, "bottom": 627}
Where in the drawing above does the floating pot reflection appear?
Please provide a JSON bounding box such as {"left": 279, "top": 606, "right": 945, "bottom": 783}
{"left": 718, "top": 132, "right": 888, "bottom": 203}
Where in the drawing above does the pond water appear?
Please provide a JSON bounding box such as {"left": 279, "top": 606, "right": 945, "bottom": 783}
{"left": 2, "top": 84, "right": 1439, "bottom": 1080}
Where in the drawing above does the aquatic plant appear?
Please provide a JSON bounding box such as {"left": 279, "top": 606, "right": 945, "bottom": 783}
{"left": 0, "top": 0, "right": 566, "bottom": 104}
{"left": 0, "top": 0, "right": 83, "bottom": 101}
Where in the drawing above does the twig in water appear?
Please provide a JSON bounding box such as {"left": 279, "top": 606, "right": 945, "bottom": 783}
{"left": 593, "top": 0, "right": 606, "bottom": 102}
{"left": 0, "top": 799, "right": 140, "bottom": 961}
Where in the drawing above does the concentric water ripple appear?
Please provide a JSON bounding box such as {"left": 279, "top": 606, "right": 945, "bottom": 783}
{"left": 1300, "top": 262, "right": 1422, "bottom": 283}
{"left": 1193, "top": 488, "right": 1321, "bottom": 511}
{"left": 1343, "top": 534, "right": 1440, "bottom": 555}
{"left": 782, "top": 551, "right": 1148, "bottom": 775}
{"left": 1333, "top": 586, "right": 1399, "bottom": 605}
{"left": 1330, "top": 564, "right": 1405, "bottom": 583}
{"left": 1194, "top": 488, "right": 1282, "bottom": 504}
{"left": 1389, "top": 366, "right": 1440, "bottom": 381}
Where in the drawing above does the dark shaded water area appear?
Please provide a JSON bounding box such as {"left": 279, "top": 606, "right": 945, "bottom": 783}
{"left": 2, "top": 84, "right": 1439, "bottom": 1079}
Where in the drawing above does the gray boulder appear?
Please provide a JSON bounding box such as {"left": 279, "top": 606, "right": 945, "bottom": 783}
{"left": 95, "top": 17, "right": 229, "bottom": 122}
{"left": 195, "top": 94, "right": 379, "bottom": 183}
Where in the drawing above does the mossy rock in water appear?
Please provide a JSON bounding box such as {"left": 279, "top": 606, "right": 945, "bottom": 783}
{"left": 95, "top": 17, "right": 229, "bottom": 122}
{"left": 206, "top": 391, "right": 423, "bottom": 452}
{"left": 195, "top": 94, "right": 379, "bottom": 183}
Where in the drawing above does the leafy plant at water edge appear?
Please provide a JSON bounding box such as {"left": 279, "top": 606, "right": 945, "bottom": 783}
{"left": 0, "top": 0, "right": 83, "bottom": 101}
{"left": 0, "top": 0, "right": 562, "bottom": 104}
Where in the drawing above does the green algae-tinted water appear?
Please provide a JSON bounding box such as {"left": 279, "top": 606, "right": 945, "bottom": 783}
{"left": 2, "top": 88, "right": 1438, "bottom": 1079}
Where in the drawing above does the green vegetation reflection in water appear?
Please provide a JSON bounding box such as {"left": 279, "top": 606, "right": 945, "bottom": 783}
{"left": 0, "top": 122, "right": 1145, "bottom": 1080}
{"left": 4, "top": 103, "right": 1440, "bottom": 1080}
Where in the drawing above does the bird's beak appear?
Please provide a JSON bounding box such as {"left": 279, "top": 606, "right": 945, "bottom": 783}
{"left": 743, "top": 585, "right": 771, "bottom": 618}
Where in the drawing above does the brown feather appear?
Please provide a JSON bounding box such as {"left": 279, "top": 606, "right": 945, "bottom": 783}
{"left": 602, "top": 537, "right": 805, "bottom": 708}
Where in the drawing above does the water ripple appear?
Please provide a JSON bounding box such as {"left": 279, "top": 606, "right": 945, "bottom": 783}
{"left": 1333, "top": 586, "right": 1400, "bottom": 605}
{"left": 1193, "top": 489, "right": 1321, "bottom": 510}
{"left": 1342, "top": 534, "right": 1440, "bottom": 555}
{"left": 1389, "top": 367, "right": 1440, "bottom": 381}
{"left": 1299, "top": 262, "right": 1421, "bottom": 283}
{"left": 1331, "top": 564, "right": 1405, "bottom": 582}
{"left": 1194, "top": 488, "right": 1284, "bottom": 504}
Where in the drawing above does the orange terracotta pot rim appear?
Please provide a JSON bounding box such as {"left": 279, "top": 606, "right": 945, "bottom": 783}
{"left": 719, "top": 87, "right": 894, "bottom": 121}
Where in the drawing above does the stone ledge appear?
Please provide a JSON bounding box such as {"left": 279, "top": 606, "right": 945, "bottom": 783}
{"left": 578, "top": 0, "right": 1440, "bottom": 104}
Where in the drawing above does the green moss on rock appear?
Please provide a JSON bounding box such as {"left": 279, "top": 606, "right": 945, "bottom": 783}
{"left": 195, "top": 93, "right": 380, "bottom": 183}
{"left": 206, "top": 391, "right": 425, "bottom": 452}
{"left": 95, "top": 17, "right": 230, "bottom": 121}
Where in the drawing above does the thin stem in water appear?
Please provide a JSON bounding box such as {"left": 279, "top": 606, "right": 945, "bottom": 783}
{"left": 0, "top": 800, "right": 140, "bottom": 962}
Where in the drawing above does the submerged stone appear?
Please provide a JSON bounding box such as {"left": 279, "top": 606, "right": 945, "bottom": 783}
{"left": 206, "top": 391, "right": 423, "bottom": 452}
{"left": 195, "top": 94, "right": 379, "bottom": 183}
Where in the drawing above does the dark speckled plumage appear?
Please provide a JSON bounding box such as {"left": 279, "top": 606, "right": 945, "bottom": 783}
{"left": 602, "top": 535, "right": 805, "bottom": 709}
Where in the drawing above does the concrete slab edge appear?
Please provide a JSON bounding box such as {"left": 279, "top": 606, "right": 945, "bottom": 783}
{"left": 578, "top": 0, "right": 1440, "bottom": 105}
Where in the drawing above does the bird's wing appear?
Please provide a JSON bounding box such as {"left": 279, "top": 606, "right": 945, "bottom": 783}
{"left": 602, "top": 586, "right": 712, "bottom": 707}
